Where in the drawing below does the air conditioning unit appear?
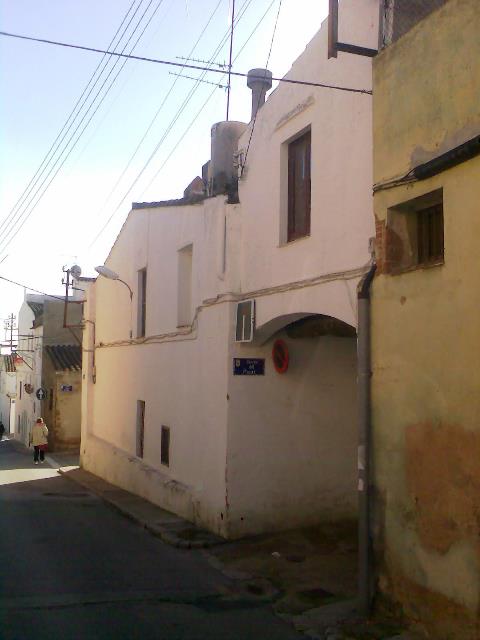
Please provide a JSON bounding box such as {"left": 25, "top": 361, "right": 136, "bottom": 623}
{"left": 235, "top": 300, "right": 255, "bottom": 342}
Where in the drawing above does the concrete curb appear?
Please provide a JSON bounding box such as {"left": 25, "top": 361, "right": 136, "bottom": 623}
{"left": 58, "top": 466, "right": 225, "bottom": 550}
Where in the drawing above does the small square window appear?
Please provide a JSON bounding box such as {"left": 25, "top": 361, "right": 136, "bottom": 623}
{"left": 383, "top": 189, "right": 444, "bottom": 274}
{"left": 161, "top": 426, "right": 170, "bottom": 467}
{"left": 416, "top": 203, "right": 444, "bottom": 266}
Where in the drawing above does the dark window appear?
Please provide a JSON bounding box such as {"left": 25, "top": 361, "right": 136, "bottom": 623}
{"left": 288, "top": 130, "right": 311, "bottom": 242}
{"left": 235, "top": 300, "right": 254, "bottom": 342}
{"left": 137, "top": 269, "right": 147, "bottom": 338}
{"left": 136, "top": 400, "right": 145, "bottom": 458}
{"left": 19, "top": 382, "right": 22, "bottom": 399}
{"left": 383, "top": 190, "right": 444, "bottom": 275}
{"left": 417, "top": 203, "right": 444, "bottom": 266}
{"left": 161, "top": 426, "right": 170, "bottom": 467}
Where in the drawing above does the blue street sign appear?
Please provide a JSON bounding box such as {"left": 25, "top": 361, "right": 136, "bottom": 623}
{"left": 233, "top": 358, "right": 265, "bottom": 376}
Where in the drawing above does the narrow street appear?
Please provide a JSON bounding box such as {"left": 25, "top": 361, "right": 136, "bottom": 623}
{"left": 0, "top": 439, "right": 302, "bottom": 640}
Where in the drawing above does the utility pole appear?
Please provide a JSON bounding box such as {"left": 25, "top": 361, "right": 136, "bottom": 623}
{"left": 62, "top": 266, "right": 71, "bottom": 329}
{"left": 3, "top": 314, "right": 17, "bottom": 353}
{"left": 226, "top": 0, "right": 235, "bottom": 120}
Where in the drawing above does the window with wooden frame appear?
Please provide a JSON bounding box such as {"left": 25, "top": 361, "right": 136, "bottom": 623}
{"left": 416, "top": 203, "right": 444, "bottom": 266}
{"left": 287, "top": 130, "right": 311, "bottom": 242}
{"left": 161, "top": 425, "right": 170, "bottom": 467}
{"left": 384, "top": 189, "right": 444, "bottom": 274}
{"left": 136, "top": 400, "right": 145, "bottom": 458}
{"left": 177, "top": 244, "right": 193, "bottom": 327}
{"left": 137, "top": 268, "right": 147, "bottom": 338}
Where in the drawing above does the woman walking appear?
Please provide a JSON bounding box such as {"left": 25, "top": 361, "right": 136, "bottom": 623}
{"left": 31, "top": 417, "right": 48, "bottom": 464}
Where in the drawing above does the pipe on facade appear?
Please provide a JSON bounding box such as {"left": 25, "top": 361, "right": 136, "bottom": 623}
{"left": 357, "top": 263, "right": 376, "bottom": 615}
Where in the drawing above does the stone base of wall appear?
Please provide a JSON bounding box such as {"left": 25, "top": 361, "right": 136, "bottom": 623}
{"left": 377, "top": 563, "right": 479, "bottom": 640}
{"left": 81, "top": 434, "right": 199, "bottom": 525}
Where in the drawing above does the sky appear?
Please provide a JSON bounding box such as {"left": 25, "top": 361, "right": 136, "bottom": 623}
{"left": 0, "top": 0, "right": 328, "bottom": 344}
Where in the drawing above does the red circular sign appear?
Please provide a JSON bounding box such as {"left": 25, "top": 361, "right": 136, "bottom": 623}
{"left": 272, "top": 339, "right": 289, "bottom": 374}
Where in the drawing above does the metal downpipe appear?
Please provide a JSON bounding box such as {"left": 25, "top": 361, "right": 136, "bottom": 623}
{"left": 357, "top": 263, "right": 376, "bottom": 615}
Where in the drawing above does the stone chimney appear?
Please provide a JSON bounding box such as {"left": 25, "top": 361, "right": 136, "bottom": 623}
{"left": 247, "top": 68, "right": 273, "bottom": 120}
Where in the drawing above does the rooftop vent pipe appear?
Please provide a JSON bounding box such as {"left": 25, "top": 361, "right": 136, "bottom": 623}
{"left": 247, "top": 68, "right": 273, "bottom": 120}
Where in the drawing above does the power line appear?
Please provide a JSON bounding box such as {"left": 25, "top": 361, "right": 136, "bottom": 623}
{"left": 140, "top": 0, "right": 278, "bottom": 198}
{"left": 0, "top": 0, "right": 166, "bottom": 259}
{"left": 87, "top": 0, "right": 226, "bottom": 243}
{"left": 226, "top": 0, "right": 236, "bottom": 120}
{"left": 88, "top": 0, "right": 260, "bottom": 249}
{"left": 0, "top": 0, "right": 141, "bottom": 237}
{"left": 90, "top": 0, "right": 274, "bottom": 247}
{"left": 0, "top": 30, "right": 373, "bottom": 94}
{"left": 242, "top": 0, "right": 282, "bottom": 175}
{"left": 0, "top": 0, "right": 163, "bottom": 255}
{"left": 0, "top": 275, "right": 66, "bottom": 302}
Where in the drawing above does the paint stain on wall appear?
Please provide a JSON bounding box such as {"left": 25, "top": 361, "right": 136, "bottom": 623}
{"left": 378, "top": 564, "right": 478, "bottom": 640}
{"left": 406, "top": 422, "right": 480, "bottom": 555}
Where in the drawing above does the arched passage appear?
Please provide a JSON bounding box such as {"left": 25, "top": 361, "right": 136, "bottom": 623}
{"left": 227, "top": 312, "right": 358, "bottom": 538}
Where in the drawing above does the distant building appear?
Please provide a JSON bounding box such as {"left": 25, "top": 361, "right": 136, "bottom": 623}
{"left": 0, "top": 355, "right": 17, "bottom": 434}
{"left": 81, "top": 0, "right": 378, "bottom": 538}
{"left": 371, "top": 0, "right": 480, "bottom": 636}
{"left": 15, "top": 293, "right": 82, "bottom": 451}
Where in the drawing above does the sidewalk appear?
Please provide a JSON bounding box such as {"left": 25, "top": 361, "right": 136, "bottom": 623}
{"left": 58, "top": 464, "right": 418, "bottom": 639}
{"left": 58, "top": 465, "right": 224, "bottom": 549}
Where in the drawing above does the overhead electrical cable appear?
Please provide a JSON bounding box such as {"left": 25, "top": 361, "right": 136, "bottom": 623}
{"left": 0, "top": 0, "right": 142, "bottom": 237}
{"left": 88, "top": 0, "right": 263, "bottom": 248}
{"left": 140, "top": 0, "right": 279, "bottom": 198}
{"left": 0, "top": 275, "right": 66, "bottom": 302}
{"left": 0, "top": 0, "right": 166, "bottom": 260}
{"left": 89, "top": 0, "right": 225, "bottom": 227}
{"left": 64, "top": 0, "right": 178, "bottom": 171}
{"left": 89, "top": 0, "right": 275, "bottom": 247}
{"left": 241, "top": 0, "right": 282, "bottom": 174}
{"left": 0, "top": 30, "right": 373, "bottom": 94}
{"left": 0, "top": 0, "right": 163, "bottom": 255}
{"left": 0, "top": 0, "right": 159, "bottom": 253}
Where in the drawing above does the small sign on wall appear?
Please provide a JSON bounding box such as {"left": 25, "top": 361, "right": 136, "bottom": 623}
{"left": 60, "top": 385, "right": 73, "bottom": 392}
{"left": 233, "top": 358, "right": 265, "bottom": 376}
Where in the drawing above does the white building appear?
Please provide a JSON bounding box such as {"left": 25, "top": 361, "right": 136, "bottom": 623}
{"left": 15, "top": 294, "right": 44, "bottom": 445}
{"left": 81, "top": 1, "right": 377, "bottom": 538}
{"left": 14, "top": 293, "right": 82, "bottom": 450}
{"left": 0, "top": 355, "right": 17, "bottom": 434}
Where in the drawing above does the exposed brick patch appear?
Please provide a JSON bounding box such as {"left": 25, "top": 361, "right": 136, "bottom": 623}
{"left": 375, "top": 216, "right": 386, "bottom": 273}
{"left": 374, "top": 215, "right": 405, "bottom": 274}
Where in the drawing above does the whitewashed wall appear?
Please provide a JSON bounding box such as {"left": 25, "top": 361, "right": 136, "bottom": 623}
{"left": 82, "top": 0, "right": 377, "bottom": 537}
{"left": 83, "top": 197, "right": 237, "bottom": 533}
{"left": 0, "top": 369, "right": 16, "bottom": 433}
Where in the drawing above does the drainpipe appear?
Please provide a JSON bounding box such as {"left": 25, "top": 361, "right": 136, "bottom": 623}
{"left": 357, "top": 263, "right": 376, "bottom": 616}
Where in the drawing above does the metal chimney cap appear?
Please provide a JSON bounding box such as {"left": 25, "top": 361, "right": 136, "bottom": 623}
{"left": 247, "top": 68, "right": 273, "bottom": 90}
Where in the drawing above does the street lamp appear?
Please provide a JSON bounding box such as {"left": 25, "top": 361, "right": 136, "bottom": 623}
{"left": 95, "top": 265, "right": 134, "bottom": 338}
{"left": 95, "top": 266, "right": 133, "bottom": 300}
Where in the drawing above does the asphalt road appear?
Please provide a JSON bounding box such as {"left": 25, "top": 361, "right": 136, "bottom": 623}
{"left": 0, "top": 439, "right": 301, "bottom": 640}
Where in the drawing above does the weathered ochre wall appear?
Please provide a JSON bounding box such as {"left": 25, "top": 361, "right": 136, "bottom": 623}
{"left": 43, "top": 358, "right": 81, "bottom": 451}
{"left": 372, "top": 0, "right": 480, "bottom": 637}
